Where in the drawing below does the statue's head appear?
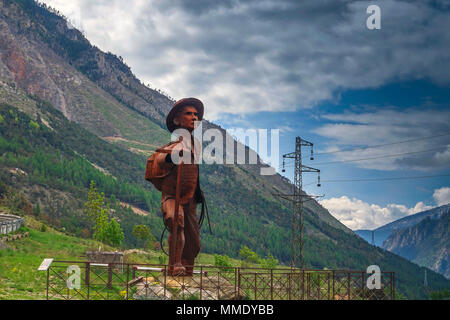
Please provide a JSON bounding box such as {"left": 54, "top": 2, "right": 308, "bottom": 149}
{"left": 166, "top": 98, "right": 204, "bottom": 133}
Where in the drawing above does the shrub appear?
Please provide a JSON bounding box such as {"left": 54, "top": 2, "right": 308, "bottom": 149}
{"left": 239, "top": 245, "right": 260, "bottom": 264}
{"left": 214, "top": 254, "right": 234, "bottom": 272}
{"left": 261, "top": 254, "right": 278, "bottom": 269}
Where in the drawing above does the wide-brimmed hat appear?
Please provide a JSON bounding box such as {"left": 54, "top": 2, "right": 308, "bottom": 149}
{"left": 166, "top": 97, "right": 204, "bottom": 132}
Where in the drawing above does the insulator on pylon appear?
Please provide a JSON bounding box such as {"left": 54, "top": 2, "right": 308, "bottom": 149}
{"left": 317, "top": 171, "right": 321, "bottom": 187}
{"left": 310, "top": 146, "right": 314, "bottom": 160}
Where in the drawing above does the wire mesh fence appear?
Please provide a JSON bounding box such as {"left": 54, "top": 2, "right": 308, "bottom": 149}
{"left": 43, "top": 261, "right": 395, "bottom": 300}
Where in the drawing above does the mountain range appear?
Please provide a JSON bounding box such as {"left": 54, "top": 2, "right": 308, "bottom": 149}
{"left": 1, "top": 0, "right": 449, "bottom": 299}
{"left": 355, "top": 204, "right": 449, "bottom": 247}
{"left": 355, "top": 204, "right": 449, "bottom": 278}
{"left": 383, "top": 208, "right": 449, "bottom": 279}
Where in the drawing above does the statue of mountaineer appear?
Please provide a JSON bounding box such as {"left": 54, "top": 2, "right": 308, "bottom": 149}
{"left": 145, "top": 98, "right": 210, "bottom": 277}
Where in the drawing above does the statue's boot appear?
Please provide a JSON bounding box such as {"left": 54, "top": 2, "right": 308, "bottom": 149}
{"left": 172, "top": 263, "right": 186, "bottom": 277}
{"left": 182, "top": 258, "right": 194, "bottom": 277}
{"left": 168, "top": 227, "right": 186, "bottom": 276}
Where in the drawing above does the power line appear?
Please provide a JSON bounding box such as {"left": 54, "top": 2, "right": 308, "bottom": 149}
{"left": 314, "top": 132, "right": 450, "bottom": 156}
{"left": 282, "top": 145, "right": 449, "bottom": 168}
{"left": 278, "top": 132, "right": 450, "bottom": 169}
{"left": 303, "top": 174, "right": 450, "bottom": 186}
{"left": 308, "top": 146, "right": 449, "bottom": 166}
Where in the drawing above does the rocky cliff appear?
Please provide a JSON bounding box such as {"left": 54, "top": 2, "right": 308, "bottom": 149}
{"left": 0, "top": 0, "right": 171, "bottom": 126}
{"left": 383, "top": 210, "right": 449, "bottom": 278}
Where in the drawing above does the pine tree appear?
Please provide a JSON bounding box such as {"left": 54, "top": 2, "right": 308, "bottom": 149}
{"left": 84, "top": 181, "right": 108, "bottom": 241}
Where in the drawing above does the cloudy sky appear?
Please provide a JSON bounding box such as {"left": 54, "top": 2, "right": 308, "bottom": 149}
{"left": 40, "top": 0, "right": 450, "bottom": 230}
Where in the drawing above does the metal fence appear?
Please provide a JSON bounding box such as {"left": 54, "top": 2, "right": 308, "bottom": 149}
{"left": 41, "top": 260, "right": 395, "bottom": 300}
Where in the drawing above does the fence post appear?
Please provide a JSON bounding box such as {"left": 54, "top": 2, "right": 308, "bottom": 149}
{"left": 85, "top": 262, "right": 90, "bottom": 286}
{"left": 332, "top": 270, "right": 335, "bottom": 300}
{"left": 327, "top": 272, "right": 331, "bottom": 300}
{"left": 347, "top": 272, "right": 351, "bottom": 300}
{"left": 391, "top": 272, "right": 395, "bottom": 300}
{"left": 218, "top": 268, "right": 221, "bottom": 300}
{"left": 307, "top": 272, "right": 310, "bottom": 300}
{"left": 288, "top": 272, "right": 291, "bottom": 300}
{"left": 126, "top": 264, "right": 129, "bottom": 300}
{"left": 85, "top": 262, "right": 90, "bottom": 300}
{"left": 107, "top": 263, "right": 112, "bottom": 289}
{"left": 361, "top": 272, "right": 365, "bottom": 300}
{"left": 270, "top": 269, "right": 274, "bottom": 300}
{"left": 163, "top": 265, "right": 167, "bottom": 298}
{"left": 254, "top": 272, "right": 257, "bottom": 300}
{"left": 46, "top": 268, "right": 49, "bottom": 300}
{"left": 317, "top": 273, "right": 320, "bottom": 299}
{"left": 200, "top": 266, "right": 203, "bottom": 300}
{"left": 234, "top": 268, "right": 240, "bottom": 298}
{"left": 238, "top": 268, "right": 242, "bottom": 299}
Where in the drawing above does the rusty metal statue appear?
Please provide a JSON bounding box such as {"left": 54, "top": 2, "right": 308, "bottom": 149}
{"left": 145, "top": 98, "right": 209, "bottom": 277}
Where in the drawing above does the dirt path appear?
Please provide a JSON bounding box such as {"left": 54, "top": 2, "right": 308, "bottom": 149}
{"left": 120, "top": 202, "right": 150, "bottom": 216}
{"left": 102, "top": 136, "right": 159, "bottom": 148}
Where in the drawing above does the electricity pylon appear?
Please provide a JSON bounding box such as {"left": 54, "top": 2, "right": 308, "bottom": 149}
{"left": 274, "top": 137, "right": 321, "bottom": 269}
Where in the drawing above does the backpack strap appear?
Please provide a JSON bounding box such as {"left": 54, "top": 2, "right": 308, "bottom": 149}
{"left": 155, "top": 136, "right": 183, "bottom": 154}
{"left": 198, "top": 189, "right": 212, "bottom": 235}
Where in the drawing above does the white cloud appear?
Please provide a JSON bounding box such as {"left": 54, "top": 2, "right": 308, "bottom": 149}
{"left": 320, "top": 196, "right": 434, "bottom": 230}
{"left": 39, "top": 0, "right": 450, "bottom": 121}
{"left": 433, "top": 187, "right": 450, "bottom": 206}
{"left": 313, "top": 107, "right": 450, "bottom": 171}
{"left": 279, "top": 126, "right": 294, "bottom": 133}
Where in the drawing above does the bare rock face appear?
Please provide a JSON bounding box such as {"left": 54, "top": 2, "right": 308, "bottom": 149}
{"left": 432, "top": 247, "right": 449, "bottom": 279}
{"left": 0, "top": 0, "right": 172, "bottom": 134}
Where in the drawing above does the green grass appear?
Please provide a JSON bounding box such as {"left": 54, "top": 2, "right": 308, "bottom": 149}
{"left": 0, "top": 216, "right": 113, "bottom": 299}
{"left": 0, "top": 215, "right": 285, "bottom": 300}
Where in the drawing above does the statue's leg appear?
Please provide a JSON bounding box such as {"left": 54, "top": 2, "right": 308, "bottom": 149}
{"left": 168, "top": 228, "right": 185, "bottom": 275}
{"left": 162, "top": 198, "right": 186, "bottom": 276}
{"left": 181, "top": 199, "right": 200, "bottom": 276}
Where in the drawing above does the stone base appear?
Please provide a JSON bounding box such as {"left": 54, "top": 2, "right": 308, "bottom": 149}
{"left": 130, "top": 274, "right": 246, "bottom": 300}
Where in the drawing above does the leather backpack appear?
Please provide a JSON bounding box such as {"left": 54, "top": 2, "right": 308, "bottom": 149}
{"left": 145, "top": 140, "right": 181, "bottom": 191}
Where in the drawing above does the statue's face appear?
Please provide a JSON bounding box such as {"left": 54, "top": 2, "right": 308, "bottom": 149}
{"left": 173, "top": 106, "right": 199, "bottom": 132}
